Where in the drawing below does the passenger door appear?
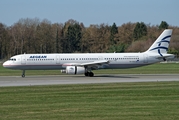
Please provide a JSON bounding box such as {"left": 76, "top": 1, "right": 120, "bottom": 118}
{"left": 56, "top": 55, "right": 60, "bottom": 64}
{"left": 21, "top": 55, "right": 26, "bottom": 65}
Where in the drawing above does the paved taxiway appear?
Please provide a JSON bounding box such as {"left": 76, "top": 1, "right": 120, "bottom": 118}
{"left": 0, "top": 74, "right": 179, "bottom": 87}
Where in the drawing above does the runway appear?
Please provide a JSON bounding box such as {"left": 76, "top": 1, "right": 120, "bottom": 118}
{"left": 0, "top": 74, "right": 179, "bottom": 87}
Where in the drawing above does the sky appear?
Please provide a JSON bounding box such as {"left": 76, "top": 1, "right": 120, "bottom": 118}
{"left": 0, "top": 0, "right": 178, "bottom": 27}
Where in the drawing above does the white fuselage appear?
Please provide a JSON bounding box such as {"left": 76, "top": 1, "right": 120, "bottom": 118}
{"left": 3, "top": 52, "right": 166, "bottom": 70}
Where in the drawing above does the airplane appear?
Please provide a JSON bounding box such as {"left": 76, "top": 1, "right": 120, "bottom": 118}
{"left": 3, "top": 29, "right": 174, "bottom": 77}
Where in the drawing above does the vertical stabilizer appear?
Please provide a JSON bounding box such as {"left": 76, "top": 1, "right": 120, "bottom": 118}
{"left": 146, "top": 29, "right": 172, "bottom": 56}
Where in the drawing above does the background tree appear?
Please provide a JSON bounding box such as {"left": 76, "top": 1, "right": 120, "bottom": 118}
{"left": 110, "top": 23, "right": 118, "bottom": 45}
{"left": 168, "top": 27, "right": 179, "bottom": 57}
{"left": 61, "top": 19, "right": 80, "bottom": 53}
{"left": 107, "top": 44, "right": 126, "bottom": 53}
{"left": 0, "top": 18, "right": 179, "bottom": 60}
{"left": 35, "top": 19, "right": 55, "bottom": 53}
{"left": 133, "top": 22, "right": 147, "bottom": 41}
{"left": 67, "top": 23, "right": 82, "bottom": 53}
{"left": 51, "top": 23, "right": 63, "bottom": 53}
{"left": 81, "top": 26, "right": 93, "bottom": 52}
{"left": 0, "top": 23, "right": 9, "bottom": 59}
{"left": 159, "top": 21, "right": 169, "bottom": 29}
{"left": 81, "top": 25, "right": 100, "bottom": 53}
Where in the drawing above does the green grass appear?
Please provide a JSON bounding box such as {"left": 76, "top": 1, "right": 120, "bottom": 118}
{"left": 0, "top": 82, "right": 179, "bottom": 120}
{"left": 1, "top": 63, "right": 179, "bottom": 76}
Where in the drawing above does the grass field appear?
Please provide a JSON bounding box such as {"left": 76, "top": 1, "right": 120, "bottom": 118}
{"left": 0, "top": 82, "right": 179, "bottom": 120}
{"left": 0, "top": 63, "right": 179, "bottom": 119}
{"left": 0, "top": 63, "right": 179, "bottom": 76}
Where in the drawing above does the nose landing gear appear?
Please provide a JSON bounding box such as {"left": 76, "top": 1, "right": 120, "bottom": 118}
{"left": 22, "top": 70, "right": 25, "bottom": 77}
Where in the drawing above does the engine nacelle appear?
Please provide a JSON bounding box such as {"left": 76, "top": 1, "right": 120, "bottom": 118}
{"left": 61, "top": 66, "right": 85, "bottom": 74}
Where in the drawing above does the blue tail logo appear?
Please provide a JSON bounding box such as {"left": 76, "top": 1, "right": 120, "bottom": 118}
{"left": 149, "top": 35, "right": 171, "bottom": 56}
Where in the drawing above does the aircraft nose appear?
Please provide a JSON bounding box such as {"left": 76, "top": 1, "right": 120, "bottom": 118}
{"left": 3, "top": 61, "right": 9, "bottom": 68}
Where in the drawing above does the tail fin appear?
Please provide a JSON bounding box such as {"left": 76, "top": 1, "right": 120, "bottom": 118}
{"left": 146, "top": 29, "right": 172, "bottom": 56}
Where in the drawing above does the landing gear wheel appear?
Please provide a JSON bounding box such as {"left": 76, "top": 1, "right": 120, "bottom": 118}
{"left": 22, "top": 70, "right": 25, "bottom": 78}
{"left": 85, "top": 72, "right": 89, "bottom": 76}
{"left": 89, "top": 72, "right": 94, "bottom": 77}
{"left": 84, "top": 72, "right": 94, "bottom": 77}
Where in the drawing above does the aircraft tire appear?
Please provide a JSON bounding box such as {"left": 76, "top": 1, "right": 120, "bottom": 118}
{"left": 89, "top": 72, "right": 94, "bottom": 77}
{"left": 85, "top": 72, "right": 89, "bottom": 76}
{"left": 22, "top": 74, "right": 25, "bottom": 78}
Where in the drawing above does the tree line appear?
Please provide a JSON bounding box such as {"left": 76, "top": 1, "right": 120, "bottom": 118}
{"left": 0, "top": 18, "right": 179, "bottom": 59}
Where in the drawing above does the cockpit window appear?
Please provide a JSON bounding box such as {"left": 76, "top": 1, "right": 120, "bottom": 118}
{"left": 9, "top": 58, "right": 16, "bottom": 61}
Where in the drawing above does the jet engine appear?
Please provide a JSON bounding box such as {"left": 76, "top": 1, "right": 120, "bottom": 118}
{"left": 61, "top": 66, "right": 85, "bottom": 74}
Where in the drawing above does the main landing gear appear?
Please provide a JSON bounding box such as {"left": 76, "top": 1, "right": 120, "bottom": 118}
{"left": 84, "top": 71, "right": 94, "bottom": 77}
{"left": 22, "top": 70, "right": 25, "bottom": 78}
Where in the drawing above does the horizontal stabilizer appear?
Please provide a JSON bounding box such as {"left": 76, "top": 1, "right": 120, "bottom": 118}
{"left": 156, "top": 54, "right": 175, "bottom": 61}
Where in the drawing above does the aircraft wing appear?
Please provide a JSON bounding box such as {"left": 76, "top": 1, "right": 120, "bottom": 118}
{"left": 78, "top": 60, "right": 109, "bottom": 68}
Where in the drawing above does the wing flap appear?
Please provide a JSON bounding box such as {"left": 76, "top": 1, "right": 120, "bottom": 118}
{"left": 78, "top": 60, "right": 109, "bottom": 67}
